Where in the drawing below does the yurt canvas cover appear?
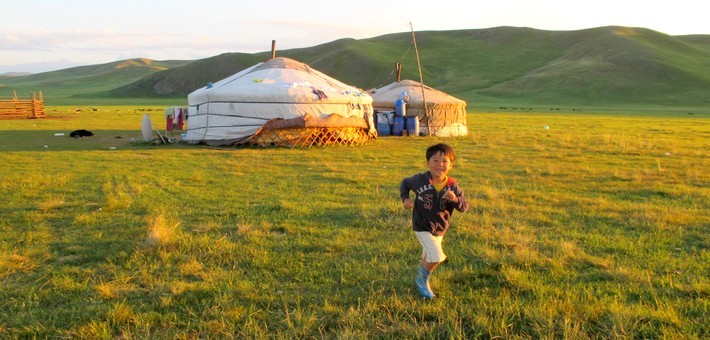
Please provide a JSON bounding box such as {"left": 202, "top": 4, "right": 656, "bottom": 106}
{"left": 370, "top": 80, "right": 467, "bottom": 137}
{"left": 186, "top": 57, "right": 375, "bottom": 146}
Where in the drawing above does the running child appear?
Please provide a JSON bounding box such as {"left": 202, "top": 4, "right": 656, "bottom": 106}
{"left": 399, "top": 143, "right": 469, "bottom": 299}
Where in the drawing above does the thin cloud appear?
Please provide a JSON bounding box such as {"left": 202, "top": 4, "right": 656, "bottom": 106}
{"left": 0, "top": 29, "right": 259, "bottom": 62}
{"left": 225, "top": 19, "right": 386, "bottom": 47}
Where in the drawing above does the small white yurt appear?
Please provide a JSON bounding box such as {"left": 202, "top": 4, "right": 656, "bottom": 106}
{"left": 370, "top": 79, "right": 468, "bottom": 137}
{"left": 186, "top": 57, "right": 375, "bottom": 146}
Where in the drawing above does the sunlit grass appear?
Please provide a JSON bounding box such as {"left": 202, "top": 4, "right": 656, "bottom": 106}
{"left": 0, "top": 107, "right": 707, "bottom": 338}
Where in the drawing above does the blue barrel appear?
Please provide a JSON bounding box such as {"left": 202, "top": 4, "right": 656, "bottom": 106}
{"left": 406, "top": 116, "right": 420, "bottom": 136}
{"left": 392, "top": 115, "right": 405, "bottom": 136}
{"left": 376, "top": 112, "right": 391, "bottom": 136}
{"left": 394, "top": 100, "right": 406, "bottom": 117}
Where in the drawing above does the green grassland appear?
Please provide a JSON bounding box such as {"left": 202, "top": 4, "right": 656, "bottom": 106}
{"left": 0, "top": 106, "right": 707, "bottom": 338}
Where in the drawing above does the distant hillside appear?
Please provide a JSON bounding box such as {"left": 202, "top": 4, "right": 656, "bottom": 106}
{"left": 675, "top": 34, "right": 710, "bottom": 53}
{"left": 0, "top": 72, "right": 32, "bottom": 79}
{"left": 100, "top": 54, "right": 266, "bottom": 98}
{"left": 103, "top": 26, "right": 710, "bottom": 106}
{"left": 466, "top": 26, "right": 710, "bottom": 105}
{"left": 2, "top": 26, "right": 709, "bottom": 107}
{"left": 0, "top": 58, "right": 192, "bottom": 101}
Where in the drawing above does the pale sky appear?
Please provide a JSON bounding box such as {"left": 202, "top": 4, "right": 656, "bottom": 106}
{"left": 0, "top": 0, "right": 707, "bottom": 73}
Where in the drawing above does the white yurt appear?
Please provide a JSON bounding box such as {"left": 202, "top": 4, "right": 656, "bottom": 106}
{"left": 370, "top": 79, "right": 468, "bottom": 137}
{"left": 186, "top": 57, "right": 375, "bottom": 146}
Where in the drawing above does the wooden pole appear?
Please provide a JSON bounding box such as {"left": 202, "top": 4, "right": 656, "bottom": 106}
{"left": 396, "top": 62, "right": 402, "bottom": 82}
{"left": 271, "top": 40, "right": 277, "bottom": 59}
{"left": 410, "top": 22, "right": 430, "bottom": 136}
{"left": 31, "top": 91, "right": 36, "bottom": 118}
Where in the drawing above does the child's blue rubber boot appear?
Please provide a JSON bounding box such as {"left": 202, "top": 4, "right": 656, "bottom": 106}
{"left": 415, "top": 264, "right": 435, "bottom": 299}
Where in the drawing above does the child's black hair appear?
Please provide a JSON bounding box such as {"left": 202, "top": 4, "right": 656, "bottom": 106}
{"left": 426, "top": 143, "right": 455, "bottom": 162}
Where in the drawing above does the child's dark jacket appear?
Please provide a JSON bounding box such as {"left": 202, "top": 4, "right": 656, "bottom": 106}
{"left": 399, "top": 171, "right": 469, "bottom": 236}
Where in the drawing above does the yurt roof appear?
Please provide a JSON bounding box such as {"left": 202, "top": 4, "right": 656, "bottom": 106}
{"left": 188, "top": 57, "right": 371, "bottom": 105}
{"left": 369, "top": 79, "right": 465, "bottom": 109}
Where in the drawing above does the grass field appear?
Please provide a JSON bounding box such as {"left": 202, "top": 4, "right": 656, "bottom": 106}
{"left": 0, "top": 107, "right": 707, "bottom": 338}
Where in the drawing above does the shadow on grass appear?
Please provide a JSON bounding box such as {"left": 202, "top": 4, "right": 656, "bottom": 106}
{"left": 0, "top": 129, "right": 195, "bottom": 152}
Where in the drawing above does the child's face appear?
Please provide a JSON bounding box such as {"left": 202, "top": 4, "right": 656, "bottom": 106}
{"left": 427, "top": 152, "right": 453, "bottom": 180}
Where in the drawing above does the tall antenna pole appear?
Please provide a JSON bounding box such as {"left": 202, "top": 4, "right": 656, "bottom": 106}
{"left": 410, "top": 22, "right": 430, "bottom": 136}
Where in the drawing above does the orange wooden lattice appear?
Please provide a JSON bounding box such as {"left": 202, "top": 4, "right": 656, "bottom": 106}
{"left": 250, "top": 127, "right": 376, "bottom": 147}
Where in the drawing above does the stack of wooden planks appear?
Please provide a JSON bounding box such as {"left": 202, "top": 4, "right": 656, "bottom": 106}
{"left": 0, "top": 91, "right": 45, "bottom": 119}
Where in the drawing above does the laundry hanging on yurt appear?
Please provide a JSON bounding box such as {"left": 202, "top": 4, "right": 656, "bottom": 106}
{"left": 185, "top": 57, "right": 376, "bottom": 147}
{"left": 369, "top": 79, "right": 468, "bottom": 137}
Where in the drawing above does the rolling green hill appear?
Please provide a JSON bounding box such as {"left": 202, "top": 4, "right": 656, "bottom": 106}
{"left": 0, "top": 58, "right": 192, "bottom": 104}
{"left": 676, "top": 34, "right": 710, "bottom": 53}
{"left": 1, "top": 26, "right": 708, "bottom": 107}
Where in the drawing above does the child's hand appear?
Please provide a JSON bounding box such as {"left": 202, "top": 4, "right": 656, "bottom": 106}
{"left": 443, "top": 190, "right": 458, "bottom": 202}
{"left": 403, "top": 198, "right": 414, "bottom": 210}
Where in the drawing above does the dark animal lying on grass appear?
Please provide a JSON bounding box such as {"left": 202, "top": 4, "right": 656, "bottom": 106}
{"left": 69, "top": 129, "right": 94, "bottom": 138}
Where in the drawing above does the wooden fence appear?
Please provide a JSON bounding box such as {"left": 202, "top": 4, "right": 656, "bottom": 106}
{"left": 0, "top": 91, "right": 45, "bottom": 119}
